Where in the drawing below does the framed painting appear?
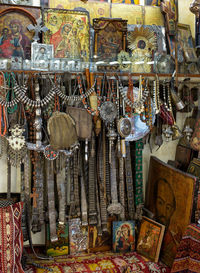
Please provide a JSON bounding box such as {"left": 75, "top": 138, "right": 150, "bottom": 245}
{"left": 93, "top": 18, "right": 127, "bottom": 62}
{"left": 145, "top": 156, "right": 197, "bottom": 267}
{"left": 113, "top": 221, "right": 135, "bottom": 253}
{"left": 46, "top": 224, "right": 69, "bottom": 257}
{"left": 69, "top": 218, "right": 88, "bottom": 254}
{"left": 43, "top": 8, "right": 90, "bottom": 62}
{"left": 137, "top": 216, "right": 165, "bottom": 262}
{"left": 177, "top": 23, "right": 197, "bottom": 63}
{"left": 0, "top": 7, "right": 37, "bottom": 59}
{"left": 145, "top": 0, "right": 160, "bottom": 5}
{"left": 31, "top": 43, "right": 54, "bottom": 70}
{"left": 111, "top": 0, "right": 140, "bottom": 4}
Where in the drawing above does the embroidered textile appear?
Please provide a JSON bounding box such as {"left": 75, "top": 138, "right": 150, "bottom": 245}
{"left": 0, "top": 202, "right": 24, "bottom": 273}
{"left": 171, "top": 224, "right": 200, "bottom": 273}
{"left": 25, "top": 251, "right": 170, "bottom": 273}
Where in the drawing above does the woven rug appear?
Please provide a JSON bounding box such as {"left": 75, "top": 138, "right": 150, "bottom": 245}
{"left": 171, "top": 224, "right": 200, "bottom": 273}
{"left": 24, "top": 251, "right": 170, "bottom": 273}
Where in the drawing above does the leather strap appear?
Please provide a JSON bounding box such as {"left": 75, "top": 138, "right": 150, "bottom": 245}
{"left": 98, "top": 131, "right": 108, "bottom": 232}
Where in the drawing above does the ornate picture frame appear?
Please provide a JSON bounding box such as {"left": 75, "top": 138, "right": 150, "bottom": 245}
{"left": 31, "top": 43, "right": 54, "bottom": 70}
{"left": 137, "top": 216, "right": 165, "bottom": 262}
{"left": 145, "top": 156, "right": 197, "bottom": 267}
{"left": 43, "top": 8, "right": 90, "bottom": 62}
{"left": 0, "top": 6, "right": 37, "bottom": 59}
{"left": 93, "top": 18, "right": 127, "bottom": 62}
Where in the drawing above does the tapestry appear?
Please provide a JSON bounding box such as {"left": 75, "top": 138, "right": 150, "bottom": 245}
{"left": 145, "top": 156, "right": 196, "bottom": 267}
{"left": 171, "top": 224, "right": 200, "bottom": 272}
{"left": 0, "top": 202, "right": 24, "bottom": 273}
{"left": 24, "top": 251, "right": 171, "bottom": 273}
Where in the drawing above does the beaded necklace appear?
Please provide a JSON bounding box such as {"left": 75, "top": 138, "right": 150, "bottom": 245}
{"left": 77, "top": 74, "right": 99, "bottom": 116}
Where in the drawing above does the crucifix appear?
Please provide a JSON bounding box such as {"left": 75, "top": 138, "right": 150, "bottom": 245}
{"left": 27, "top": 18, "right": 49, "bottom": 43}
{"left": 161, "top": 0, "right": 177, "bottom": 36}
{"left": 30, "top": 187, "right": 39, "bottom": 208}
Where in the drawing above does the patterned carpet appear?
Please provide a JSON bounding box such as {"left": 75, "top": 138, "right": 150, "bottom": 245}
{"left": 24, "top": 251, "right": 171, "bottom": 273}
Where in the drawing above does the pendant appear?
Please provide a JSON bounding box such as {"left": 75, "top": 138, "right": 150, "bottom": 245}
{"left": 117, "top": 117, "right": 132, "bottom": 138}
{"left": 7, "top": 124, "right": 27, "bottom": 167}
{"left": 100, "top": 101, "right": 117, "bottom": 123}
{"left": 183, "top": 125, "right": 193, "bottom": 141}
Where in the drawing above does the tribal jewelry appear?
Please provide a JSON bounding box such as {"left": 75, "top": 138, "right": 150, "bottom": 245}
{"left": 7, "top": 124, "right": 27, "bottom": 167}
{"left": 77, "top": 74, "right": 99, "bottom": 116}
{"left": 118, "top": 77, "right": 149, "bottom": 113}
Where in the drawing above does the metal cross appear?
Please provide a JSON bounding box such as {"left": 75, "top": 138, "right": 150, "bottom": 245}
{"left": 30, "top": 187, "right": 39, "bottom": 208}
{"left": 27, "top": 18, "right": 49, "bottom": 42}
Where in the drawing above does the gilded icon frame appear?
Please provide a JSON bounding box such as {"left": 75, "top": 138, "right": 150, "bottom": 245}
{"left": 43, "top": 8, "right": 90, "bottom": 62}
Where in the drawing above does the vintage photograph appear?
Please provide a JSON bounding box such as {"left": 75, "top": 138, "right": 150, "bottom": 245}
{"left": 113, "top": 221, "right": 135, "bottom": 253}
{"left": 43, "top": 8, "right": 90, "bottom": 62}
{"left": 137, "top": 216, "right": 165, "bottom": 262}
{"left": 145, "top": 156, "right": 197, "bottom": 267}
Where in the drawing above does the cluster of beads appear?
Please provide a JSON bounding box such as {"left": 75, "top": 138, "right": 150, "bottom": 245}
{"left": 118, "top": 80, "right": 149, "bottom": 112}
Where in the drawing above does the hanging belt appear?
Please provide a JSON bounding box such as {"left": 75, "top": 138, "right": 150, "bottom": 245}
{"left": 88, "top": 133, "right": 97, "bottom": 225}
{"left": 125, "top": 141, "right": 135, "bottom": 220}
{"left": 46, "top": 160, "right": 58, "bottom": 243}
{"left": 107, "top": 143, "right": 123, "bottom": 216}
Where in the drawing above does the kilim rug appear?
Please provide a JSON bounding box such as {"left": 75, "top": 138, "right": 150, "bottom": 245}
{"left": 24, "top": 251, "right": 170, "bottom": 273}
{"left": 171, "top": 224, "right": 200, "bottom": 273}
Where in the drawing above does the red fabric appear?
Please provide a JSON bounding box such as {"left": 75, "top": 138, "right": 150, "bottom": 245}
{"left": 171, "top": 224, "right": 200, "bottom": 273}
{"left": 0, "top": 202, "right": 24, "bottom": 273}
{"left": 25, "top": 251, "right": 170, "bottom": 273}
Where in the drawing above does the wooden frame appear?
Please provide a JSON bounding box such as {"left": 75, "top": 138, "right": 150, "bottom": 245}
{"left": 93, "top": 18, "right": 127, "bottom": 62}
{"left": 145, "top": 156, "right": 197, "bottom": 267}
{"left": 0, "top": 6, "right": 37, "bottom": 59}
{"left": 168, "top": 23, "right": 197, "bottom": 63}
{"left": 137, "top": 216, "right": 165, "bottom": 262}
{"left": 177, "top": 23, "right": 197, "bottom": 63}
{"left": 43, "top": 8, "right": 90, "bottom": 62}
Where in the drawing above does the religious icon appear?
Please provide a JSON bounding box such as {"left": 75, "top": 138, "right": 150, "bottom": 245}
{"left": 145, "top": 156, "right": 197, "bottom": 267}
{"left": 31, "top": 43, "right": 54, "bottom": 71}
{"left": 113, "top": 221, "right": 135, "bottom": 253}
{"left": 137, "top": 216, "right": 165, "bottom": 262}
{"left": 93, "top": 18, "right": 127, "bottom": 62}
{"left": 127, "top": 26, "right": 157, "bottom": 73}
{"left": 43, "top": 9, "right": 90, "bottom": 62}
{"left": 46, "top": 224, "right": 69, "bottom": 257}
{"left": 0, "top": 7, "right": 36, "bottom": 59}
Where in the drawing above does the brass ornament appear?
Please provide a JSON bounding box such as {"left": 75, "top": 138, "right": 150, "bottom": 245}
{"left": 117, "top": 50, "right": 131, "bottom": 71}
{"left": 128, "top": 26, "right": 157, "bottom": 73}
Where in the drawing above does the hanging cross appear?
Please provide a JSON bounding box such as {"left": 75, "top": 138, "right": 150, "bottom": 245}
{"left": 161, "top": 0, "right": 177, "bottom": 36}
{"left": 27, "top": 18, "right": 49, "bottom": 42}
{"left": 30, "top": 187, "right": 39, "bottom": 208}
